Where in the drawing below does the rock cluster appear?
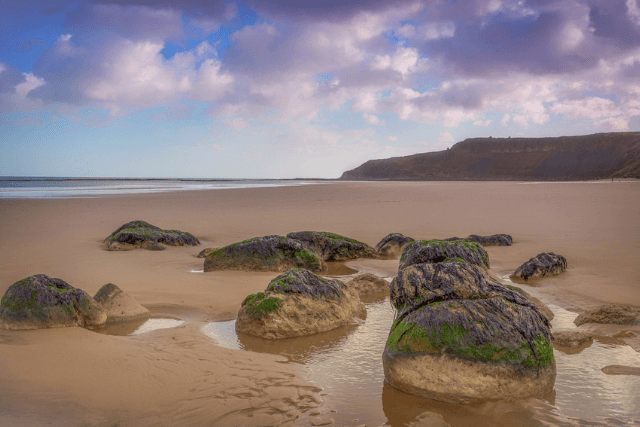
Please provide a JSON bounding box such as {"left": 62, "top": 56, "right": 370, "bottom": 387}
{"left": 287, "top": 231, "right": 378, "bottom": 261}
{"left": 574, "top": 304, "right": 640, "bottom": 326}
{"left": 375, "top": 233, "right": 415, "bottom": 257}
{"left": 510, "top": 252, "right": 567, "bottom": 282}
{"left": 93, "top": 283, "right": 150, "bottom": 324}
{"left": 105, "top": 220, "right": 200, "bottom": 251}
{"left": 204, "top": 236, "right": 327, "bottom": 273}
{"left": 236, "top": 268, "right": 365, "bottom": 339}
{"left": 383, "top": 241, "right": 555, "bottom": 403}
{"left": 0, "top": 274, "right": 106, "bottom": 330}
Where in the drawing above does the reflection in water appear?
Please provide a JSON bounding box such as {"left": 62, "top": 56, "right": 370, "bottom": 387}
{"left": 97, "top": 317, "right": 185, "bottom": 336}
{"left": 324, "top": 261, "right": 359, "bottom": 277}
{"left": 202, "top": 298, "right": 640, "bottom": 426}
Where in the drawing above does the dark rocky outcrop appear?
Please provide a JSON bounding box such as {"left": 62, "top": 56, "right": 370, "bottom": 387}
{"left": 204, "top": 235, "right": 327, "bottom": 273}
{"left": 340, "top": 132, "right": 640, "bottom": 181}
{"left": 93, "top": 283, "right": 150, "bottom": 324}
{"left": 287, "top": 231, "right": 377, "bottom": 261}
{"left": 443, "top": 234, "right": 513, "bottom": 246}
{"left": 574, "top": 304, "right": 640, "bottom": 326}
{"left": 0, "top": 274, "right": 106, "bottom": 330}
{"left": 384, "top": 261, "right": 555, "bottom": 403}
{"left": 510, "top": 252, "right": 567, "bottom": 282}
{"left": 399, "top": 239, "right": 489, "bottom": 271}
{"left": 375, "top": 233, "right": 415, "bottom": 257}
{"left": 346, "top": 273, "right": 390, "bottom": 296}
{"left": 235, "top": 268, "right": 365, "bottom": 339}
{"left": 552, "top": 330, "right": 594, "bottom": 347}
{"left": 505, "top": 284, "right": 554, "bottom": 321}
{"left": 105, "top": 220, "right": 200, "bottom": 251}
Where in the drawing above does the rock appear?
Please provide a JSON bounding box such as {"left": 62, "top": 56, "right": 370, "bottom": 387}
{"left": 197, "top": 247, "right": 218, "bottom": 258}
{"left": 93, "top": 283, "right": 150, "bottom": 324}
{"left": 398, "top": 239, "right": 490, "bottom": 271}
{"left": 144, "top": 241, "right": 166, "bottom": 251}
{"left": 235, "top": 269, "right": 365, "bottom": 339}
{"left": 375, "top": 233, "right": 415, "bottom": 257}
{"left": 613, "top": 330, "right": 637, "bottom": 339}
{"left": 505, "top": 284, "right": 554, "bottom": 321}
{"left": 601, "top": 365, "right": 640, "bottom": 376}
{"left": 552, "top": 330, "right": 594, "bottom": 347}
{"left": 574, "top": 304, "right": 640, "bottom": 326}
{"left": 444, "top": 234, "right": 513, "bottom": 246}
{"left": 510, "top": 252, "right": 567, "bottom": 282}
{"left": 0, "top": 274, "right": 107, "bottom": 330}
{"left": 105, "top": 220, "right": 200, "bottom": 251}
{"left": 204, "top": 236, "right": 327, "bottom": 273}
{"left": 346, "top": 273, "right": 389, "bottom": 296}
{"left": 384, "top": 261, "right": 555, "bottom": 403}
{"left": 286, "top": 231, "right": 378, "bottom": 261}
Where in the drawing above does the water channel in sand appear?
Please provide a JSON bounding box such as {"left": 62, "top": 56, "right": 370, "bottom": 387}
{"left": 202, "top": 270, "right": 640, "bottom": 427}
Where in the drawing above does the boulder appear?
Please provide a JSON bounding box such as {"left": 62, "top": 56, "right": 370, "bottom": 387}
{"left": 510, "top": 252, "right": 567, "bottom": 282}
{"left": 236, "top": 268, "right": 365, "bottom": 339}
{"left": 0, "top": 274, "right": 106, "bottom": 330}
{"left": 105, "top": 220, "right": 200, "bottom": 251}
{"left": 286, "top": 231, "right": 377, "bottom": 261}
{"left": 574, "top": 304, "right": 640, "bottom": 326}
{"left": 375, "top": 233, "right": 415, "bottom": 257}
{"left": 204, "top": 235, "right": 327, "bottom": 273}
{"left": 399, "top": 239, "right": 490, "bottom": 271}
{"left": 505, "top": 284, "right": 554, "bottom": 321}
{"left": 552, "top": 330, "right": 594, "bottom": 347}
{"left": 93, "top": 283, "right": 150, "bottom": 324}
{"left": 444, "top": 234, "right": 513, "bottom": 246}
{"left": 346, "top": 273, "right": 390, "bottom": 296}
{"left": 384, "top": 261, "right": 555, "bottom": 403}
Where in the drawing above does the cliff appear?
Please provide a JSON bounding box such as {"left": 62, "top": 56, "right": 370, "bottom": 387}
{"left": 340, "top": 132, "right": 640, "bottom": 181}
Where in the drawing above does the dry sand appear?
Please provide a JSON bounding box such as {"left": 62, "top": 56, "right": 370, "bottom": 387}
{"left": 0, "top": 181, "right": 639, "bottom": 426}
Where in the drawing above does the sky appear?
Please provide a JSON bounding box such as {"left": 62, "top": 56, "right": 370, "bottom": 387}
{"left": 1, "top": 0, "right": 639, "bottom": 178}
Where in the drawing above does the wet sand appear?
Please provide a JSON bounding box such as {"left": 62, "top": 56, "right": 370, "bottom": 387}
{"left": 0, "top": 181, "right": 639, "bottom": 426}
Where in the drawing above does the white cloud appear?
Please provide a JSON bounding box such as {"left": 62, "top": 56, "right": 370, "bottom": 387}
{"left": 387, "top": 135, "right": 398, "bottom": 142}
{"left": 438, "top": 131, "right": 455, "bottom": 143}
{"left": 501, "top": 114, "right": 511, "bottom": 125}
{"left": 363, "top": 113, "right": 384, "bottom": 125}
{"left": 473, "top": 119, "right": 492, "bottom": 126}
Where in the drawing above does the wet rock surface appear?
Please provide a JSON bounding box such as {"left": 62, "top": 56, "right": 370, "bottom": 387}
{"left": 93, "top": 283, "right": 150, "bottom": 324}
{"left": 0, "top": 274, "right": 106, "bottom": 330}
{"left": 574, "top": 304, "right": 640, "bottom": 326}
{"left": 287, "top": 231, "right": 378, "bottom": 261}
{"left": 398, "top": 239, "right": 490, "bottom": 271}
{"left": 552, "top": 330, "right": 594, "bottom": 347}
{"left": 346, "top": 273, "right": 390, "bottom": 296}
{"left": 105, "top": 220, "right": 200, "bottom": 251}
{"left": 505, "top": 284, "right": 554, "bottom": 321}
{"left": 375, "top": 233, "right": 415, "bottom": 257}
{"left": 384, "top": 261, "right": 555, "bottom": 403}
{"left": 510, "top": 252, "right": 567, "bottom": 282}
{"left": 444, "top": 234, "right": 513, "bottom": 246}
{"left": 204, "top": 235, "right": 327, "bottom": 273}
{"left": 236, "top": 268, "right": 365, "bottom": 339}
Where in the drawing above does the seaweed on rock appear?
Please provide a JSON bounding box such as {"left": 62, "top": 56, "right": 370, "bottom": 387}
{"left": 266, "top": 268, "right": 345, "bottom": 299}
{"left": 287, "top": 231, "right": 377, "bottom": 261}
{"left": 374, "top": 233, "right": 415, "bottom": 256}
{"left": 399, "top": 239, "right": 489, "bottom": 271}
{"left": 511, "top": 252, "right": 567, "bottom": 281}
{"left": 105, "top": 220, "right": 200, "bottom": 248}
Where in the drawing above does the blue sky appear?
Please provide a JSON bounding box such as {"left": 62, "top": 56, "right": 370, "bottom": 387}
{"left": 1, "top": 0, "right": 639, "bottom": 178}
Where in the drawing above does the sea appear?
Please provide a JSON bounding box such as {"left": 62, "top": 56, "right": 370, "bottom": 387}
{"left": 0, "top": 177, "right": 328, "bottom": 199}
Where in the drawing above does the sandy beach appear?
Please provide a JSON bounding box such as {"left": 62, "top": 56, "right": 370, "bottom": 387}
{"left": 1, "top": 181, "right": 639, "bottom": 426}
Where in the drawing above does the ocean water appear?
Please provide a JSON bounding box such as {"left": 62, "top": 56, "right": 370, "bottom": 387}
{"left": 0, "top": 177, "right": 327, "bottom": 199}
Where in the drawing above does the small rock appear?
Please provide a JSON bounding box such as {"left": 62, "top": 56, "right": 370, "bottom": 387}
{"left": 613, "top": 330, "right": 637, "bottom": 339}
{"left": 346, "top": 273, "right": 389, "bottom": 296}
{"left": 601, "top": 365, "right": 640, "bottom": 376}
{"left": 510, "top": 252, "right": 567, "bottom": 282}
{"left": 287, "top": 231, "right": 377, "bottom": 261}
{"left": 375, "top": 233, "right": 415, "bottom": 257}
{"left": 105, "top": 220, "right": 200, "bottom": 251}
{"left": 93, "top": 283, "right": 150, "bottom": 324}
{"left": 409, "top": 411, "right": 450, "bottom": 427}
{"left": 309, "top": 419, "right": 334, "bottom": 426}
{"left": 467, "top": 234, "right": 513, "bottom": 246}
{"left": 197, "top": 248, "right": 217, "bottom": 258}
{"left": 574, "top": 304, "right": 640, "bottom": 326}
{"left": 552, "top": 330, "right": 594, "bottom": 347}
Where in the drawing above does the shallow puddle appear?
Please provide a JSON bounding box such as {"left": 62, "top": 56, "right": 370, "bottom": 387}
{"left": 203, "top": 293, "right": 640, "bottom": 426}
{"left": 97, "top": 317, "right": 185, "bottom": 336}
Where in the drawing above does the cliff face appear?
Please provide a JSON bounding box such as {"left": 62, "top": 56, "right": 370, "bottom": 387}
{"left": 340, "top": 132, "right": 640, "bottom": 181}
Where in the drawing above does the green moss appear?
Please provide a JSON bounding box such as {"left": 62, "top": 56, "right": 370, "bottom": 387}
{"left": 243, "top": 292, "right": 283, "bottom": 319}
{"left": 444, "top": 257, "right": 466, "bottom": 264}
{"left": 524, "top": 336, "right": 554, "bottom": 368}
{"left": 46, "top": 286, "right": 68, "bottom": 294}
{"left": 294, "top": 249, "right": 321, "bottom": 266}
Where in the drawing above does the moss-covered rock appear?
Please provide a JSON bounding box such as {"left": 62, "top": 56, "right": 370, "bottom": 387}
{"left": 375, "top": 233, "right": 415, "bottom": 257}
{"left": 399, "top": 239, "right": 489, "bottom": 271}
{"left": 204, "top": 235, "right": 327, "bottom": 273}
{"left": 510, "top": 252, "right": 567, "bottom": 282}
{"left": 236, "top": 268, "right": 365, "bottom": 339}
{"left": 287, "top": 231, "right": 378, "bottom": 261}
{"left": 93, "top": 283, "right": 150, "bottom": 324}
{"left": 105, "top": 220, "right": 200, "bottom": 251}
{"left": 384, "top": 262, "right": 555, "bottom": 403}
{"left": 0, "top": 274, "right": 106, "bottom": 330}
{"left": 444, "top": 234, "right": 513, "bottom": 246}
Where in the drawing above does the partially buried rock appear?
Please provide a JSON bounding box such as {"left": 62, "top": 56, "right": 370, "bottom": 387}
{"left": 552, "top": 330, "right": 594, "bottom": 347}
{"left": 346, "top": 273, "right": 389, "bottom": 296}
{"left": 510, "top": 252, "right": 567, "bottom": 282}
{"left": 399, "top": 239, "right": 490, "bottom": 271}
{"left": 444, "top": 234, "right": 513, "bottom": 246}
{"left": 93, "top": 283, "right": 150, "bottom": 324}
{"left": 384, "top": 261, "right": 555, "bottom": 403}
{"left": 105, "top": 220, "right": 200, "bottom": 251}
{"left": 375, "top": 233, "right": 415, "bottom": 257}
{"left": 287, "top": 231, "right": 377, "bottom": 261}
{"left": 574, "top": 304, "right": 640, "bottom": 326}
{"left": 204, "top": 235, "right": 327, "bottom": 273}
{"left": 236, "top": 268, "right": 365, "bottom": 339}
{"left": 0, "top": 274, "right": 106, "bottom": 330}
